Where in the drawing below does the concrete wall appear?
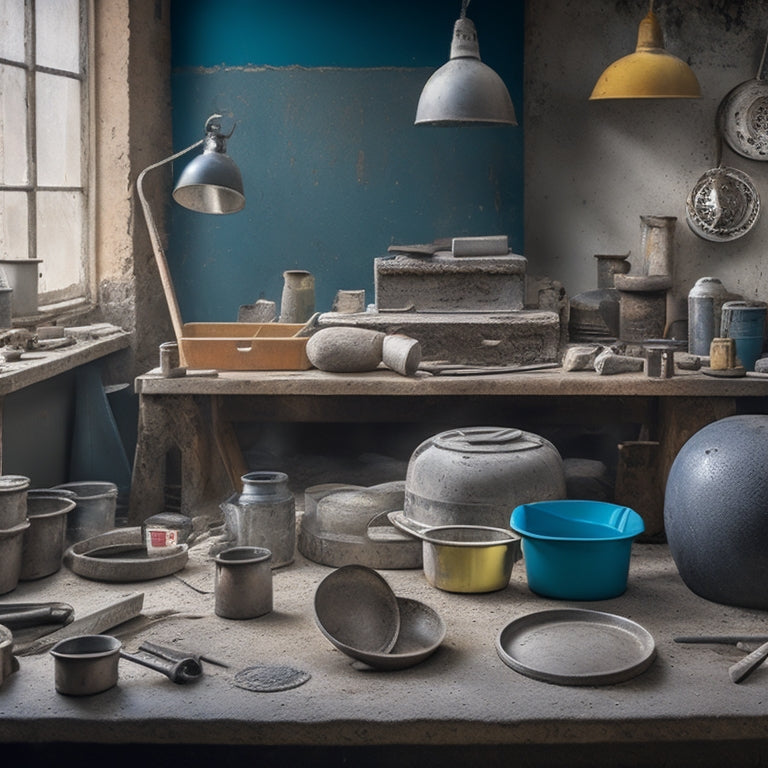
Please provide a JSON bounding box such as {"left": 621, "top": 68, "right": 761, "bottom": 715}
{"left": 525, "top": 0, "right": 768, "bottom": 315}
{"left": 167, "top": 0, "right": 525, "bottom": 320}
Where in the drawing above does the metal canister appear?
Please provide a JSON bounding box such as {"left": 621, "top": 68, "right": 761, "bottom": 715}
{"left": 214, "top": 546, "right": 273, "bottom": 619}
{"left": 688, "top": 277, "right": 727, "bottom": 356}
{"left": 220, "top": 471, "right": 295, "bottom": 568}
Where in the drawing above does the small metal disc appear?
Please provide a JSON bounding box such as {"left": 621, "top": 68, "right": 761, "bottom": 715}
{"left": 233, "top": 664, "right": 311, "bottom": 692}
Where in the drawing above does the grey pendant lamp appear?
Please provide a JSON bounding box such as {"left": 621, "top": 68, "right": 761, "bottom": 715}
{"left": 415, "top": 0, "right": 517, "bottom": 126}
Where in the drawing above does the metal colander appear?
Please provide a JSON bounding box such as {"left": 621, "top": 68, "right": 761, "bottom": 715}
{"left": 686, "top": 165, "right": 760, "bottom": 242}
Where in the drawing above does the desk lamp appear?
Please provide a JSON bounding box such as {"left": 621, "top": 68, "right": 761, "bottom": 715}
{"left": 137, "top": 114, "right": 245, "bottom": 344}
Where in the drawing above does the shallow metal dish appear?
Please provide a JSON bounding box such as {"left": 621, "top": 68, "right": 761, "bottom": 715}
{"left": 63, "top": 527, "right": 188, "bottom": 582}
{"left": 314, "top": 564, "right": 400, "bottom": 654}
{"left": 496, "top": 608, "right": 656, "bottom": 686}
{"left": 318, "top": 597, "right": 445, "bottom": 671}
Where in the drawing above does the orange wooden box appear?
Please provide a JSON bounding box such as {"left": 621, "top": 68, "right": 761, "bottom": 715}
{"left": 178, "top": 322, "right": 312, "bottom": 371}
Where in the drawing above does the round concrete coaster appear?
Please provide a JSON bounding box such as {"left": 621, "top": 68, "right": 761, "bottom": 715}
{"left": 234, "top": 664, "right": 311, "bottom": 692}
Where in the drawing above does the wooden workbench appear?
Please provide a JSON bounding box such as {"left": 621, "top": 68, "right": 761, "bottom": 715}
{"left": 128, "top": 366, "right": 768, "bottom": 528}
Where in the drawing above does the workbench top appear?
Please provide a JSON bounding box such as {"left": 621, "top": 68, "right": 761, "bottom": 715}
{"left": 134, "top": 365, "right": 768, "bottom": 398}
{"left": 1, "top": 536, "right": 767, "bottom": 765}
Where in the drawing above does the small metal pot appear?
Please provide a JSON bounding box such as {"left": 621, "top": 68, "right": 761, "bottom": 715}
{"left": 418, "top": 524, "right": 521, "bottom": 593}
{"left": 214, "top": 546, "right": 273, "bottom": 619}
{"left": 50, "top": 634, "right": 122, "bottom": 695}
{"left": 20, "top": 495, "right": 76, "bottom": 580}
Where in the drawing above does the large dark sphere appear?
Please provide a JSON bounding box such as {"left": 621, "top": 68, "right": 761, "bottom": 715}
{"left": 664, "top": 414, "right": 768, "bottom": 609}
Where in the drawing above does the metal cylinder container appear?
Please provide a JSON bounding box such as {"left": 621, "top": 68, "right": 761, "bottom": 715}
{"left": 214, "top": 546, "right": 273, "bottom": 619}
{"left": 688, "top": 276, "right": 728, "bottom": 356}
{"left": 220, "top": 471, "right": 295, "bottom": 568}
{"left": 52, "top": 481, "right": 118, "bottom": 547}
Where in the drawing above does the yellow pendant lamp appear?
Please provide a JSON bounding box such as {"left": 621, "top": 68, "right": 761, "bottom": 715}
{"left": 590, "top": 1, "right": 701, "bottom": 100}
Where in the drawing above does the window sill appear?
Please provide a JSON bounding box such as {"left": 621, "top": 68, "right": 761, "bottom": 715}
{"left": 0, "top": 323, "right": 131, "bottom": 397}
{"left": 10, "top": 298, "right": 98, "bottom": 329}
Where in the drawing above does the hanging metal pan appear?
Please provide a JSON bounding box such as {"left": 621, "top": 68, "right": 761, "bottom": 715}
{"left": 686, "top": 137, "right": 761, "bottom": 242}
{"left": 717, "top": 33, "right": 768, "bottom": 160}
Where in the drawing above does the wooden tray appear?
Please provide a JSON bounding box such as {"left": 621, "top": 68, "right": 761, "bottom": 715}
{"left": 179, "top": 322, "right": 312, "bottom": 371}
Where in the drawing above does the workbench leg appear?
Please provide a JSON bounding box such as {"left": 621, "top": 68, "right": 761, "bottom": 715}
{"left": 129, "top": 393, "right": 233, "bottom": 525}
{"left": 656, "top": 395, "right": 737, "bottom": 501}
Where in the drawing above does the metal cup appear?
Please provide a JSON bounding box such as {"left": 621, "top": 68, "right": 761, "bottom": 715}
{"left": 214, "top": 546, "right": 273, "bottom": 620}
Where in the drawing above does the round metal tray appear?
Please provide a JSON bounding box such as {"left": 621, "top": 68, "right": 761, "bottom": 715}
{"left": 63, "top": 527, "right": 188, "bottom": 582}
{"left": 496, "top": 608, "right": 656, "bottom": 686}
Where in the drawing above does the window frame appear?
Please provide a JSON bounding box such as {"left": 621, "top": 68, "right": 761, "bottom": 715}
{"left": 0, "top": 0, "right": 93, "bottom": 317}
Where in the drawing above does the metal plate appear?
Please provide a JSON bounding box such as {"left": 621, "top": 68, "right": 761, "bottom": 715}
{"left": 686, "top": 166, "right": 760, "bottom": 242}
{"left": 496, "top": 608, "right": 656, "bottom": 686}
{"left": 717, "top": 82, "right": 768, "bottom": 160}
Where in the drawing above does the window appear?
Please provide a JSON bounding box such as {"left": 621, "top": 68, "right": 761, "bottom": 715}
{"left": 0, "top": 0, "right": 89, "bottom": 311}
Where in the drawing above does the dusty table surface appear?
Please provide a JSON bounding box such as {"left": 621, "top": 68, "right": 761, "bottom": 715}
{"left": 1, "top": 533, "right": 768, "bottom": 758}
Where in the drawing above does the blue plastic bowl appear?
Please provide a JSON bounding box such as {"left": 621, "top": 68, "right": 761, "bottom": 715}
{"left": 510, "top": 500, "right": 644, "bottom": 600}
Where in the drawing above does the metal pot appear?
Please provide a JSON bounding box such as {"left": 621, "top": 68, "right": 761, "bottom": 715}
{"left": 417, "top": 524, "right": 521, "bottom": 593}
{"left": 50, "top": 634, "right": 122, "bottom": 696}
{"left": 402, "top": 426, "right": 566, "bottom": 531}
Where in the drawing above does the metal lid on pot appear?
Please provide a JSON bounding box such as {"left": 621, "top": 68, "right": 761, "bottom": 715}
{"left": 432, "top": 427, "right": 543, "bottom": 453}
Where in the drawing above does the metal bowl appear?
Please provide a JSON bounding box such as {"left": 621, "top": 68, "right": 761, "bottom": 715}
{"left": 314, "top": 565, "right": 400, "bottom": 654}
{"left": 50, "top": 634, "right": 122, "bottom": 696}
{"left": 321, "top": 596, "right": 445, "bottom": 671}
{"left": 418, "top": 524, "right": 521, "bottom": 593}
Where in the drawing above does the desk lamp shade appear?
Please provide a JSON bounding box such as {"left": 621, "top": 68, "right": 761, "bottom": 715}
{"left": 172, "top": 114, "right": 245, "bottom": 214}
{"left": 590, "top": 3, "right": 700, "bottom": 99}
{"left": 415, "top": 1, "right": 517, "bottom": 126}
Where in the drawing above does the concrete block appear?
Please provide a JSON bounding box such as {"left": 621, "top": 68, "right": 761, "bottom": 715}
{"left": 374, "top": 253, "right": 527, "bottom": 312}
{"left": 317, "top": 310, "right": 560, "bottom": 366}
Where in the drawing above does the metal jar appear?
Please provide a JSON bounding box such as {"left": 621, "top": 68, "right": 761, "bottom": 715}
{"left": 214, "top": 546, "right": 273, "bottom": 619}
{"left": 220, "top": 471, "right": 295, "bottom": 568}
{"left": 403, "top": 426, "right": 566, "bottom": 531}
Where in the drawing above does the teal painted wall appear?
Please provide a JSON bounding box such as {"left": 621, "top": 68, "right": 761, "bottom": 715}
{"left": 169, "top": 0, "right": 524, "bottom": 320}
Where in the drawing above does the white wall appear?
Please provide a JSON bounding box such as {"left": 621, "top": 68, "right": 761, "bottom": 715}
{"left": 525, "top": 0, "right": 768, "bottom": 318}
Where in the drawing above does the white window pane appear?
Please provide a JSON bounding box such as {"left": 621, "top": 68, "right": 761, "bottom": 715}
{"left": 36, "top": 73, "right": 81, "bottom": 187}
{"left": 0, "top": 191, "right": 29, "bottom": 260}
{"left": 0, "top": 64, "right": 29, "bottom": 185}
{"left": 0, "top": 0, "right": 25, "bottom": 62}
{"left": 37, "top": 191, "right": 84, "bottom": 294}
{"left": 36, "top": 0, "right": 80, "bottom": 73}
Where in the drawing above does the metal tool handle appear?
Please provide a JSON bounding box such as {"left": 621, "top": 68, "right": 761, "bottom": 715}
{"left": 120, "top": 649, "right": 203, "bottom": 684}
{"left": 729, "top": 639, "right": 768, "bottom": 683}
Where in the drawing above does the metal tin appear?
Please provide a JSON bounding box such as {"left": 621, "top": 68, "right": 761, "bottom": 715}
{"left": 0, "top": 475, "right": 30, "bottom": 529}
{"left": 20, "top": 495, "right": 76, "bottom": 580}
{"left": 214, "top": 546, "right": 273, "bottom": 620}
{"left": 687, "top": 277, "right": 728, "bottom": 356}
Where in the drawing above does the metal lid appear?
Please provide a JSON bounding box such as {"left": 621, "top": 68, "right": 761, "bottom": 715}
{"left": 432, "top": 427, "right": 541, "bottom": 453}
